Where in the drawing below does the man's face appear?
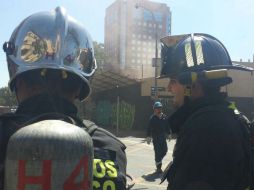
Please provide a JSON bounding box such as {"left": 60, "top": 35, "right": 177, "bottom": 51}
{"left": 154, "top": 107, "right": 162, "bottom": 116}
{"left": 167, "top": 78, "right": 185, "bottom": 108}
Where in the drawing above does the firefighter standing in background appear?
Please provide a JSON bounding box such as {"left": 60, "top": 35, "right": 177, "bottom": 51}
{"left": 146, "top": 101, "right": 169, "bottom": 173}
{"left": 1, "top": 7, "right": 127, "bottom": 189}
{"left": 159, "top": 33, "right": 253, "bottom": 190}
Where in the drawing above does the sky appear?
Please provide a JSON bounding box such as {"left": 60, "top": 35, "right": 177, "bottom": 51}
{"left": 0, "top": 0, "right": 253, "bottom": 88}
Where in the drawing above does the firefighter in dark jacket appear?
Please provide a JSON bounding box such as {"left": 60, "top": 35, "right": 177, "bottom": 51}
{"left": 146, "top": 101, "right": 169, "bottom": 173}
{"left": 1, "top": 7, "right": 127, "bottom": 189}
{"left": 159, "top": 33, "right": 253, "bottom": 190}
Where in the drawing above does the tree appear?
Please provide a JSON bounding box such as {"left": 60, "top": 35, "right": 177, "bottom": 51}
{"left": 93, "top": 41, "right": 105, "bottom": 69}
{"left": 0, "top": 87, "right": 17, "bottom": 106}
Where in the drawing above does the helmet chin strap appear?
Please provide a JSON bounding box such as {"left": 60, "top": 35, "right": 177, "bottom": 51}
{"left": 183, "top": 85, "right": 192, "bottom": 105}
{"left": 184, "top": 85, "right": 192, "bottom": 97}
{"left": 14, "top": 85, "right": 21, "bottom": 104}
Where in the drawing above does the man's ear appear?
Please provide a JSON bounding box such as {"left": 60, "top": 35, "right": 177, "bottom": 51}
{"left": 74, "top": 89, "right": 81, "bottom": 100}
{"left": 14, "top": 77, "right": 26, "bottom": 103}
{"left": 15, "top": 77, "right": 25, "bottom": 93}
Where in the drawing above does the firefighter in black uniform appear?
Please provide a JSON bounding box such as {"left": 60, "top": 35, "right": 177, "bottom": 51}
{"left": 159, "top": 33, "right": 253, "bottom": 190}
{"left": 146, "top": 101, "right": 169, "bottom": 173}
{"left": 0, "top": 7, "right": 127, "bottom": 190}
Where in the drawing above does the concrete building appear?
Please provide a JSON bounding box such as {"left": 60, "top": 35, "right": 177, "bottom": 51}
{"left": 104, "top": 0, "right": 171, "bottom": 79}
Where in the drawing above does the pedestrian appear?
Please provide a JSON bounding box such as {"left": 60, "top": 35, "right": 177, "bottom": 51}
{"left": 146, "top": 101, "right": 169, "bottom": 173}
{"left": 159, "top": 33, "right": 253, "bottom": 190}
{"left": 1, "top": 7, "right": 127, "bottom": 190}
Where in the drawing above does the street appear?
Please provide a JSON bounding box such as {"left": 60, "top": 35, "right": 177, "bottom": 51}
{"left": 120, "top": 137, "right": 175, "bottom": 190}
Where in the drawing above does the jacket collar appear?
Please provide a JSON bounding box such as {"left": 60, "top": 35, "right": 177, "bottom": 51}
{"left": 169, "top": 94, "right": 229, "bottom": 134}
{"left": 15, "top": 93, "right": 78, "bottom": 117}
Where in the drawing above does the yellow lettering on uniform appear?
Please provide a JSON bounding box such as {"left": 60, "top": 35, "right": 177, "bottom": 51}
{"left": 93, "top": 159, "right": 106, "bottom": 178}
{"left": 93, "top": 180, "right": 100, "bottom": 189}
{"left": 105, "top": 160, "right": 117, "bottom": 178}
{"left": 103, "top": 180, "right": 115, "bottom": 190}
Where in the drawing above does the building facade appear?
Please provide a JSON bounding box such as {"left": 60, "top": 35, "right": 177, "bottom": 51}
{"left": 104, "top": 0, "right": 171, "bottom": 79}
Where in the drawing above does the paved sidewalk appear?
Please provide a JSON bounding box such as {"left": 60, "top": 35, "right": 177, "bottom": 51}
{"left": 120, "top": 137, "right": 175, "bottom": 190}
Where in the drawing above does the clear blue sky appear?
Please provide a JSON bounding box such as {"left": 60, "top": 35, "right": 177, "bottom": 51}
{"left": 0, "top": 0, "right": 253, "bottom": 88}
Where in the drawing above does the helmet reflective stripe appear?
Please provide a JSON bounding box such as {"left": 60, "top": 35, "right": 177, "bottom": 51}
{"left": 195, "top": 40, "right": 204, "bottom": 65}
{"left": 185, "top": 42, "right": 194, "bottom": 67}
{"left": 185, "top": 40, "right": 204, "bottom": 68}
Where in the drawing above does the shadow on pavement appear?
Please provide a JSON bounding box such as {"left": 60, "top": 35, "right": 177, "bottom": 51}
{"left": 141, "top": 172, "right": 162, "bottom": 182}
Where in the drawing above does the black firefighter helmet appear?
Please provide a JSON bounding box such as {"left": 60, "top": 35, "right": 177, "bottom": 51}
{"left": 159, "top": 33, "right": 252, "bottom": 86}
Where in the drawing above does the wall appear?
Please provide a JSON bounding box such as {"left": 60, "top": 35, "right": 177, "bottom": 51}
{"left": 93, "top": 83, "right": 153, "bottom": 132}
{"left": 226, "top": 70, "right": 254, "bottom": 97}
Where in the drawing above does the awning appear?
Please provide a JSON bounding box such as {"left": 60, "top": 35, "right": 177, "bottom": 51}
{"left": 90, "top": 70, "right": 139, "bottom": 93}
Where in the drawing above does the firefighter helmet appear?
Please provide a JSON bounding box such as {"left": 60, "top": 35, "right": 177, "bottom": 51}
{"left": 160, "top": 33, "right": 252, "bottom": 85}
{"left": 153, "top": 101, "right": 163, "bottom": 109}
{"left": 3, "top": 7, "right": 97, "bottom": 100}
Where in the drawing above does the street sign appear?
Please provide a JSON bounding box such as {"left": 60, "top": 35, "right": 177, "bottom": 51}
{"left": 151, "top": 87, "right": 166, "bottom": 92}
{"left": 151, "top": 86, "right": 166, "bottom": 96}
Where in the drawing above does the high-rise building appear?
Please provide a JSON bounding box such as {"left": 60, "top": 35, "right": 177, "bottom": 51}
{"left": 104, "top": 0, "right": 171, "bottom": 79}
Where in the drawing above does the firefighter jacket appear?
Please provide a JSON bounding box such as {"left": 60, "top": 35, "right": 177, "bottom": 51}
{"left": 0, "top": 94, "right": 127, "bottom": 190}
{"left": 147, "top": 113, "right": 169, "bottom": 140}
{"left": 164, "top": 95, "right": 250, "bottom": 190}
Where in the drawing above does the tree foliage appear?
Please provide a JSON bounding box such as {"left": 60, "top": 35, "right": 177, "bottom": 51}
{"left": 93, "top": 41, "right": 105, "bottom": 69}
{"left": 0, "top": 87, "right": 17, "bottom": 106}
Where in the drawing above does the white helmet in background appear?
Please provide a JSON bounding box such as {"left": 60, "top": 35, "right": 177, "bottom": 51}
{"left": 3, "top": 7, "right": 97, "bottom": 100}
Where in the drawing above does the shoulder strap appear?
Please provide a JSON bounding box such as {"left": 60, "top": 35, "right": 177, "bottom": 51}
{"left": 82, "top": 120, "right": 126, "bottom": 148}
{"left": 82, "top": 119, "right": 98, "bottom": 135}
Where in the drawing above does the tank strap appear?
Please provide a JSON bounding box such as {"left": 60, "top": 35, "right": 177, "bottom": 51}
{"left": 82, "top": 119, "right": 98, "bottom": 135}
